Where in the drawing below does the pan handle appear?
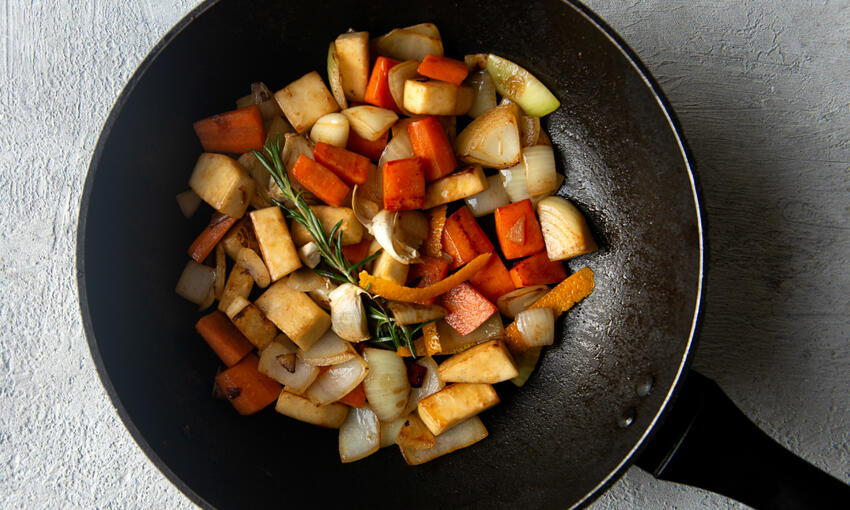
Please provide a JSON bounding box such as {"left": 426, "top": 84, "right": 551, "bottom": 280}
{"left": 636, "top": 370, "right": 850, "bottom": 509}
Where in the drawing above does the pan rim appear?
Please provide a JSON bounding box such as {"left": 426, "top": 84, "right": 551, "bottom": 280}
{"left": 75, "top": 1, "right": 706, "bottom": 509}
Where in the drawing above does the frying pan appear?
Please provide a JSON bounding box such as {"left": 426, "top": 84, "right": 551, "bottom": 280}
{"left": 76, "top": 0, "right": 849, "bottom": 508}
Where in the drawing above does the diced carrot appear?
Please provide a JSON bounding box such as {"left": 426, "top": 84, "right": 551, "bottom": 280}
{"left": 347, "top": 128, "right": 388, "bottom": 162}
{"left": 188, "top": 213, "right": 237, "bottom": 263}
{"left": 364, "top": 56, "right": 401, "bottom": 112}
{"left": 290, "top": 154, "right": 351, "bottom": 207}
{"left": 215, "top": 354, "right": 281, "bottom": 415}
{"left": 469, "top": 255, "right": 516, "bottom": 301}
{"left": 195, "top": 310, "right": 254, "bottom": 367}
{"left": 437, "top": 282, "right": 498, "bottom": 336}
{"left": 494, "top": 199, "right": 545, "bottom": 259}
{"left": 509, "top": 251, "right": 567, "bottom": 287}
{"left": 383, "top": 156, "right": 425, "bottom": 211}
{"left": 313, "top": 142, "right": 371, "bottom": 186}
{"left": 342, "top": 238, "right": 372, "bottom": 265}
{"left": 193, "top": 105, "right": 265, "bottom": 154}
{"left": 442, "top": 206, "right": 495, "bottom": 270}
{"left": 407, "top": 256, "right": 450, "bottom": 305}
{"left": 424, "top": 205, "right": 447, "bottom": 258}
{"left": 408, "top": 116, "right": 457, "bottom": 182}
{"left": 338, "top": 382, "right": 367, "bottom": 408}
{"left": 416, "top": 55, "right": 469, "bottom": 86}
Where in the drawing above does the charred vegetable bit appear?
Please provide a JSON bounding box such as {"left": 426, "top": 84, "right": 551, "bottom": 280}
{"left": 252, "top": 136, "right": 430, "bottom": 356}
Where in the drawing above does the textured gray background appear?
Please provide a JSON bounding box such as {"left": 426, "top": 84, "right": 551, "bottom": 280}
{"left": 0, "top": 0, "right": 847, "bottom": 508}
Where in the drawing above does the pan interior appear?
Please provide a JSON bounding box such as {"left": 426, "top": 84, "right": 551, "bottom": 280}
{"left": 78, "top": 1, "right": 701, "bottom": 508}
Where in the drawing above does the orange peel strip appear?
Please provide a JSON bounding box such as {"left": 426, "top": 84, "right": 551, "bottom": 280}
{"left": 359, "top": 253, "right": 492, "bottom": 303}
{"left": 396, "top": 337, "right": 426, "bottom": 357}
{"left": 423, "top": 322, "right": 441, "bottom": 356}
{"left": 504, "top": 267, "right": 595, "bottom": 353}
{"left": 423, "top": 205, "right": 447, "bottom": 258}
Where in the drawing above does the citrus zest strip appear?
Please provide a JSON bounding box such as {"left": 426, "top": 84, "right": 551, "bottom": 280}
{"left": 359, "top": 253, "right": 492, "bottom": 303}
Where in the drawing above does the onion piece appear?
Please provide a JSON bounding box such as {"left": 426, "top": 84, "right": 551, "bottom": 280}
{"left": 399, "top": 416, "right": 488, "bottom": 466}
{"left": 537, "top": 196, "right": 599, "bottom": 261}
{"left": 303, "top": 354, "right": 368, "bottom": 405}
{"left": 388, "top": 301, "right": 447, "bottom": 325}
{"left": 258, "top": 342, "right": 320, "bottom": 395}
{"left": 328, "top": 283, "right": 370, "bottom": 342}
{"left": 496, "top": 285, "right": 549, "bottom": 318}
{"left": 301, "top": 329, "right": 357, "bottom": 366}
{"left": 327, "top": 42, "right": 348, "bottom": 109}
{"left": 499, "top": 162, "right": 531, "bottom": 203}
{"left": 298, "top": 242, "right": 320, "bottom": 269}
{"left": 175, "top": 189, "right": 201, "bottom": 218}
{"left": 510, "top": 346, "right": 542, "bottom": 387}
{"left": 377, "top": 126, "right": 414, "bottom": 171}
{"left": 198, "top": 287, "right": 216, "bottom": 311}
{"left": 387, "top": 60, "right": 422, "bottom": 117}
{"left": 466, "top": 70, "right": 497, "bottom": 118}
{"left": 515, "top": 308, "right": 555, "bottom": 348}
{"left": 362, "top": 348, "right": 411, "bottom": 422}
{"left": 486, "top": 54, "right": 560, "bottom": 117}
{"left": 214, "top": 244, "right": 226, "bottom": 300}
{"left": 436, "top": 314, "right": 505, "bottom": 355}
{"left": 465, "top": 174, "right": 510, "bottom": 217}
{"left": 236, "top": 248, "right": 270, "bottom": 288}
{"left": 351, "top": 164, "right": 383, "bottom": 232}
{"left": 403, "top": 356, "right": 444, "bottom": 416}
{"left": 308, "top": 277, "right": 338, "bottom": 311}
{"left": 523, "top": 145, "right": 559, "bottom": 197}
{"left": 176, "top": 260, "right": 216, "bottom": 305}
{"left": 380, "top": 416, "right": 406, "bottom": 448}
{"left": 520, "top": 116, "right": 541, "bottom": 147}
{"left": 310, "top": 112, "right": 349, "bottom": 148}
{"left": 373, "top": 28, "right": 443, "bottom": 62}
{"left": 454, "top": 104, "right": 521, "bottom": 168}
{"left": 341, "top": 106, "right": 398, "bottom": 142}
{"left": 338, "top": 405, "right": 380, "bottom": 463}
{"left": 372, "top": 210, "right": 421, "bottom": 264}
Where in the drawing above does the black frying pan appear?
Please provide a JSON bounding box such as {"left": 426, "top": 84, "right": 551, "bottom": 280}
{"left": 76, "top": 0, "right": 849, "bottom": 508}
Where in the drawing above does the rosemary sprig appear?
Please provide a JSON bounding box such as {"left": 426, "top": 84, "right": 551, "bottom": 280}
{"left": 252, "top": 136, "right": 420, "bottom": 356}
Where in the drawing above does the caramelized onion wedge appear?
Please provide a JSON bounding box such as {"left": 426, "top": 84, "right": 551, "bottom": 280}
{"left": 339, "top": 404, "right": 381, "bottom": 463}
{"left": 327, "top": 42, "right": 348, "bottom": 109}
{"left": 341, "top": 106, "right": 398, "bottom": 142}
{"left": 304, "top": 355, "right": 368, "bottom": 405}
{"left": 258, "top": 342, "right": 319, "bottom": 395}
{"left": 176, "top": 261, "right": 216, "bottom": 305}
{"left": 537, "top": 196, "right": 598, "bottom": 260}
{"left": 362, "top": 348, "right": 411, "bottom": 422}
{"left": 402, "top": 356, "right": 443, "bottom": 416}
{"left": 176, "top": 189, "right": 201, "bottom": 218}
{"left": 515, "top": 308, "right": 555, "bottom": 349}
{"left": 387, "top": 60, "right": 421, "bottom": 117}
{"left": 454, "top": 104, "right": 521, "bottom": 168}
{"left": 301, "top": 330, "right": 357, "bottom": 366}
{"left": 496, "top": 285, "right": 549, "bottom": 319}
{"left": 399, "top": 417, "right": 488, "bottom": 466}
{"left": 510, "top": 347, "right": 542, "bottom": 387}
{"left": 486, "top": 54, "right": 560, "bottom": 117}
{"left": 380, "top": 416, "right": 406, "bottom": 448}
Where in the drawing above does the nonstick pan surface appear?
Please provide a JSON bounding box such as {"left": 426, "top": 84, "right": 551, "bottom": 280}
{"left": 77, "top": 1, "right": 703, "bottom": 508}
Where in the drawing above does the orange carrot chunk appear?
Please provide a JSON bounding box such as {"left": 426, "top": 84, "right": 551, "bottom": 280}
{"left": 416, "top": 55, "right": 469, "bottom": 86}
{"left": 510, "top": 251, "right": 567, "bottom": 287}
{"left": 193, "top": 105, "right": 265, "bottom": 154}
{"left": 313, "top": 142, "right": 371, "bottom": 186}
{"left": 215, "top": 354, "right": 282, "bottom": 415}
{"left": 338, "top": 382, "right": 367, "bottom": 408}
{"left": 188, "top": 213, "right": 237, "bottom": 263}
{"left": 494, "top": 199, "right": 546, "bottom": 259}
{"left": 383, "top": 156, "right": 425, "bottom": 211}
{"left": 469, "top": 255, "right": 516, "bottom": 301}
{"left": 437, "top": 282, "right": 498, "bottom": 336}
{"left": 195, "top": 311, "right": 254, "bottom": 367}
{"left": 290, "top": 154, "right": 351, "bottom": 207}
{"left": 342, "top": 238, "right": 372, "bottom": 265}
{"left": 407, "top": 256, "right": 451, "bottom": 305}
{"left": 364, "top": 56, "right": 401, "bottom": 112}
{"left": 408, "top": 116, "right": 457, "bottom": 182}
{"left": 347, "top": 129, "right": 388, "bottom": 162}
{"left": 442, "top": 206, "right": 495, "bottom": 270}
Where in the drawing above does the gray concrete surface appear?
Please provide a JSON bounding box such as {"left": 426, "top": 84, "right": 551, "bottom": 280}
{"left": 0, "top": 0, "right": 847, "bottom": 508}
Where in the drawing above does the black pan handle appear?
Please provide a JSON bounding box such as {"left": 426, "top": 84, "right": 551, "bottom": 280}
{"left": 636, "top": 370, "right": 850, "bottom": 509}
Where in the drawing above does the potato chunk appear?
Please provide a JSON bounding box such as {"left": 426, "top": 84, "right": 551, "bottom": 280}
{"left": 334, "top": 31, "right": 370, "bottom": 102}
{"left": 250, "top": 206, "right": 301, "bottom": 282}
{"left": 403, "top": 80, "right": 458, "bottom": 115}
{"left": 423, "top": 165, "right": 488, "bottom": 209}
{"left": 417, "top": 383, "right": 499, "bottom": 436}
{"left": 229, "top": 299, "right": 278, "bottom": 350}
{"left": 289, "top": 206, "right": 364, "bottom": 246}
{"left": 254, "top": 280, "right": 330, "bottom": 351}
{"left": 220, "top": 217, "right": 259, "bottom": 260}
{"left": 274, "top": 71, "right": 340, "bottom": 133}
{"left": 438, "top": 340, "right": 519, "bottom": 384}
{"left": 188, "top": 153, "right": 254, "bottom": 218}
{"left": 275, "top": 390, "right": 348, "bottom": 428}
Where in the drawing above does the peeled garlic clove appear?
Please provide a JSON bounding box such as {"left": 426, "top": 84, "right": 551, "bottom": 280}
{"left": 328, "top": 283, "right": 370, "bottom": 342}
